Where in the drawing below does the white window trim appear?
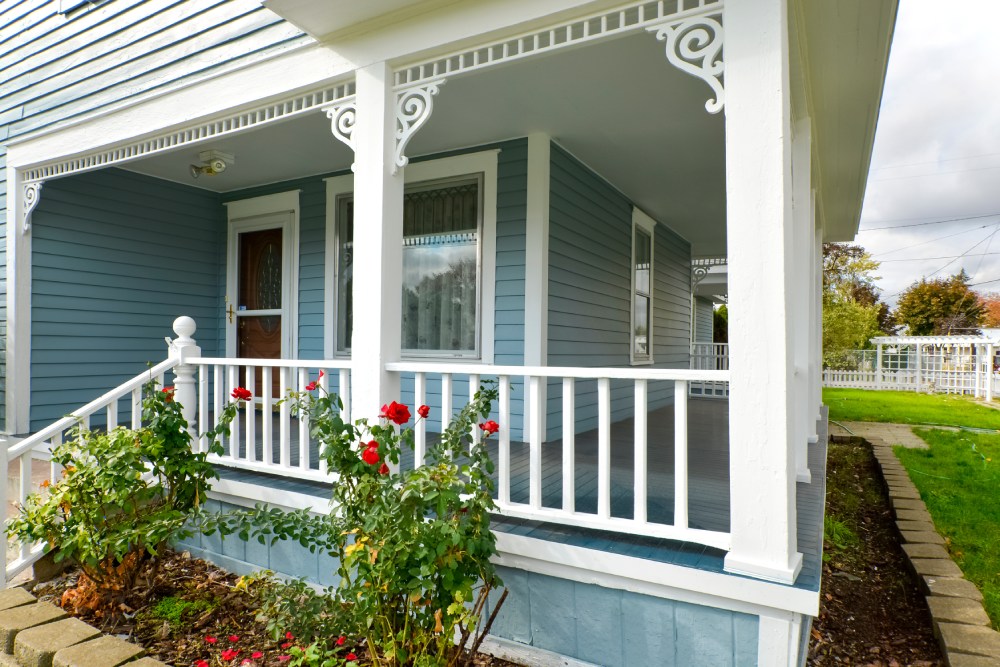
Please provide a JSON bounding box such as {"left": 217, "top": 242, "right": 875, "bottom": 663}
{"left": 631, "top": 208, "right": 657, "bottom": 366}
{"left": 224, "top": 190, "right": 301, "bottom": 359}
{"left": 324, "top": 150, "right": 498, "bottom": 362}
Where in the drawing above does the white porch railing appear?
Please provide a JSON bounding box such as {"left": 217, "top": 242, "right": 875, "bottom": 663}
{"left": 2, "top": 358, "right": 179, "bottom": 584}
{"left": 690, "top": 342, "right": 729, "bottom": 398}
{"left": 387, "top": 362, "right": 732, "bottom": 552}
{"left": 185, "top": 357, "right": 353, "bottom": 483}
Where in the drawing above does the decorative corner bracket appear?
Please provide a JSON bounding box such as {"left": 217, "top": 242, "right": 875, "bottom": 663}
{"left": 394, "top": 79, "right": 445, "bottom": 174}
{"left": 692, "top": 264, "right": 710, "bottom": 287}
{"left": 23, "top": 182, "right": 43, "bottom": 233}
{"left": 323, "top": 97, "right": 358, "bottom": 171}
{"left": 648, "top": 14, "right": 724, "bottom": 114}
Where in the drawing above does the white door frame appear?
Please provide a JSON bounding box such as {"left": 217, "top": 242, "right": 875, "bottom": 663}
{"left": 224, "top": 191, "right": 301, "bottom": 359}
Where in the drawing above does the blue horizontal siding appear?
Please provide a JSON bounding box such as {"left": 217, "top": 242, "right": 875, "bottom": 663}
{"left": 545, "top": 144, "right": 691, "bottom": 438}
{"left": 695, "top": 297, "right": 714, "bottom": 343}
{"left": 29, "top": 168, "right": 225, "bottom": 430}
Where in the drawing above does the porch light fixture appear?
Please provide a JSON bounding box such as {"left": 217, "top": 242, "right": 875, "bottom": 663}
{"left": 190, "top": 150, "right": 234, "bottom": 179}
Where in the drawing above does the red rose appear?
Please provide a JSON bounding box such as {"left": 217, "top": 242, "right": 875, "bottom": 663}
{"left": 231, "top": 387, "right": 252, "bottom": 401}
{"left": 161, "top": 386, "right": 175, "bottom": 403}
{"left": 285, "top": 632, "right": 294, "bottom": 640}
{"left": 378, "top": 463, "right": 389, "bottom": 475}
{"left": 305, "top": 381, "right": 317, "bottom": 391}
{"left": 336, "top": 636, "right": 346, "bottom": 646}
{"left": 380, "top": 401, "right": 411, "bottom": 425}
{"left": 417, "top": 405, "right": 430, "bottom": 418}
{"left": 362, "top": 447, "right": 380, "bottom": 465}
{"left": 346, "top": 654, "right": 357, "bottom": 662}
{"left": 478, "top": 420, "right": 499, "bottom": 435}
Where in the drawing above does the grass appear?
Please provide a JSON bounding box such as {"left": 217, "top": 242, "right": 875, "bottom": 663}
{"left": 824, "top": 387, "right": 1000, "bottom": 430}
{"left": 896, "top": 428, "right": 1000, "bottom": 629}
{"left": 145, "top": 595, "right": 216, "bottom": 629}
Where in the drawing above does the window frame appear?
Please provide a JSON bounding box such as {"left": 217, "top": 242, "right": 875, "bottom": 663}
{"left": 630, "top": 208, "right": 656, "bottom": 365}
{"left": 324, "top": 150, "right": 498, "bottom": 362}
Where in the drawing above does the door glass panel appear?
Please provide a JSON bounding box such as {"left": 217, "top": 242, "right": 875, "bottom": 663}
{"left": 239, "top": 228, "right": 282, "bottom": 311}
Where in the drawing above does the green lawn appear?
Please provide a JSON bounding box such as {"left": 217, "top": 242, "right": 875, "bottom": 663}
{"left": 824, "top": 387, "right": 1000, "bottom": 430}
{"left": 896, "top": 429, "right": 1000, "bottom": 628}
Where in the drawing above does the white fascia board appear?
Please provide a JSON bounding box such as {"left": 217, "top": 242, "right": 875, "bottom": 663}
{"left": 6, "top": 44, "right": 354, "bottom": 169}
{"left": 495, "top": 533, "right": 820, "bottom": 617}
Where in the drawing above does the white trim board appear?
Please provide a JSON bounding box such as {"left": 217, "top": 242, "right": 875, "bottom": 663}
{"left": 224, "top": 190, "right": 301, "bottom": 359}
{"left": 323, "top": 150, "right": 499, "bottom": 363}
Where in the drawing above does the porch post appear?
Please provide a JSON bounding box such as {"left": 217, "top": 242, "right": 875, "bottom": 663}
{"left": 169, "top": 316, "right": 201, "bottom": 440}
{"left": 722, "top": 0, "right": 803, "bottom": 583}
{"left": 523, "top": 133, "right": 551, "bottom": 441}
{"left": 5, "top": 167, "right": 32, "bottom": 434}
{"left": 812, "top": 201, "right": 823, "bottom": 424}
{"left": 791, "top": 118, "right": 812, "bottom": 482}
{"left": 350, "top": 62, "right": 404, "bottom": 422}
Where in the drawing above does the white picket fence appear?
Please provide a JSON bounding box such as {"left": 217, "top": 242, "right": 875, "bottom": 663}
{"left": 690, "top": 342, "right": 729, "bottom": 398}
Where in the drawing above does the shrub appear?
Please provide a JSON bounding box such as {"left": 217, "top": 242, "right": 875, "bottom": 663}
{"left": 199, "top": 382, "right": 505, "bottom": 667}
{"left": 7, "top": 383, "right": 236, "bottom": 614}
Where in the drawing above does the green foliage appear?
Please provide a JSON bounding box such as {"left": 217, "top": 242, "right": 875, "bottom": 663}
{"left": 249, "top": 574, "right": 347, "bottom": 646}
{"left": 824, "top": 387, "right": 1000, "bottom": 430}
{"left": 147, "top": 596, "right": 215, "bottom": 628}
{"left": 6, "top": 383, "right": 229, "bottom": 607}
{"left": 894, "top": 270, "right": 984, "bottom": 335}
{"left": 712, "top": 304, "right": 728, "bottom": 344}
{"left": 897, "top": 429, "right": 1000, "bottom": 628}
{"left": 197, "top": 384, "right": 504, "bottom": 667}
{"left": 822, "top": 243, "right": 892, "bottom": 366}
{"left": 822, "top": 517, "right": 859, "bottom": 562}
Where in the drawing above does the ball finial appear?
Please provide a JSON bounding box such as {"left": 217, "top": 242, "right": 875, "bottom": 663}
{"left": 173, "top": 316, "right": 197, "bottom": 341}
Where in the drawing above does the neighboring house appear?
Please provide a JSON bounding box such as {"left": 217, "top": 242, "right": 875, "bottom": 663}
{"left": 0, "top": 1, "right": 896, "bottom": 665}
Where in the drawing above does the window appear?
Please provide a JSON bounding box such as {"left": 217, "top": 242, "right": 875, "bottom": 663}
{"left": 335, "top": 176, "right": 484, "bottom": 357}
{"left": 632, "top": 210, "right": 655, "bottom": 364}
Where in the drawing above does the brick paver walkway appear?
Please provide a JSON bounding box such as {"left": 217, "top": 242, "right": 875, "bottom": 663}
{"left": 828, "top": 420, "right": 930, "bottom": 449}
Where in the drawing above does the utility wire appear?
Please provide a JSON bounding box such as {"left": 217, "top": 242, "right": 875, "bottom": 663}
{"left": 880, "top": 252, "right": 1000, "bottom": 263}
{"left": 886, "top": 226, "right": 1000, "bottom": 297}
{"left": 871, "top": 150, "right": 1000, "bottom": 171}
{"left": 871, "top": 163, "right": 1000, "bottom": 183}
{"left": 860, "top": 213, "right": 1000, "bottom": 232}
{"left": 872, "top": 224, "right": 990, "bottom": 258}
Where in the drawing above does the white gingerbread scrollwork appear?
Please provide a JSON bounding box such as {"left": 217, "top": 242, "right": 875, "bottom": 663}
{"left": 323, "top": 98, "right": 358, "bottom": 171}
{"left": 23, "top": 182, "right": 43, "bottom": 233}
{"left": 394, "top": 79, "right": 445, "bottom": 173}
{"left": 692, "top": 264, "right": 710, "bottom": 287}
{"left": 649, "top": 15, "right": 725, "bottom": 114}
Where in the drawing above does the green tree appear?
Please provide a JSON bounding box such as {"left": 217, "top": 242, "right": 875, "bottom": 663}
{"left": 713, "top": 304, "right": 728, "bottom": 344}
{"left": 822, "top": 243, "right": 891, "bottom": 367}
{"left": 894, "top": 270, "right": 984, "bottom": 335}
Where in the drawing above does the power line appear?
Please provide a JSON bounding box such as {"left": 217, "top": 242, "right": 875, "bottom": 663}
{"left": 872, "top": 224, "right": 990, "bottom": 257}
{"left": 886, "top": 226, "right": 999, "bottom": 297}
{"left": 871, "top": 150, "right": 1000, "bottom": 171}
{"left": 880, "top": 252, "right": 1000, "bottom": 263}
{"left": 860, "top": 213, "right": 1000, "bottom": 232}
{"left": 871, "top": 163, "right": 1000, "bottom": 183}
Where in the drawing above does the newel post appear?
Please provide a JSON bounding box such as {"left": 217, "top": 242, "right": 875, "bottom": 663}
{"left": 169, "top": 316, "right": 201, "bottom": 439}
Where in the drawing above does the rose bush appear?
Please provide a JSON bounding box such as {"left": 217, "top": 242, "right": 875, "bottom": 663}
{"left": 198, "top": 382, "right": 505, "bottom": 667}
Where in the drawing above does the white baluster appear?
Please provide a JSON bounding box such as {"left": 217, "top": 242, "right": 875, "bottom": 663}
{"left": 441, "top": 374, "right": 453, "bottom": 432}
{"left": 339, "top": 369, "right": 351, "bottom": 422}
{"left": 674, "top": 380, "right": 689, "bottom": 529}
{"left": 19, "top": 452, "right": 31, "bottom": 561}
{"left": 198, "top": 365, "right": 209, "bottom": 452}
{"left": 597, "top": 378, "right": 611, "bottom": 520}
{"left": 499, "top": 375, "right": 511, "bottom": 505}
{"left": 562, "top": 377, "right": 575, "bottom": 513}
{"left": 228, "top": 365, "right": 239, "bottom": 459}
{"left": 106, "top": 398, "right": 118, "bottom": 431}
{"left": 280, "top": 367, "right": 291, "bottom": 467}
{"left": 131, "top": 387, "right": 142, "bottom": 428}
{"left": 245, "top": 366, "right": 256, "bottom": 462}
{"left": 468, "top": 373, "right": 480, "bottom": 448}
{"left": 529, "top": 376, "right": 543, "bottom": 510}
{"left": 634, "top": 379, "right": 648, "bottom": 524}
{"left": 414, "top": 372, "right": 426, "bottom": 467}
{"left": 262, "top": 367, "right": 273, "bottom": 465}
{"left": 213, "top": 365, "right": 224, "bottom": 451}
{"left": 299, "top": 367, "right": 310, "bottom": 470}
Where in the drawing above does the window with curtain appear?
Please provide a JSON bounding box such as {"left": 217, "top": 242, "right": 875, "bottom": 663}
{"left": 632, "top": 225, "right": 653, "bottom": 361}
{"left": 335, "top": 176, "right": 482, "bottom": 356}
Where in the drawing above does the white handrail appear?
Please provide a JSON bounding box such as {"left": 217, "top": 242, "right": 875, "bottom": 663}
{"left": 387, "top": 361, "right": 728, "bottom": 382}
{"left": 8, "top": 358, "right": 179, "bottom": 460}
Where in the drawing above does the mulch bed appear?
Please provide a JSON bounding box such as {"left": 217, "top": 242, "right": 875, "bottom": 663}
{"left": 808, "top": 437, "right": 944, "bottom": 666}
{"left": 30, "top": 550, "right": 518, "bottom": 667}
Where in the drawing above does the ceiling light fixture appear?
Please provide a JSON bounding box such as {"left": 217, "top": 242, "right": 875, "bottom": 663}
{"left": 190, "top": 150, "right": 234, "bottom": 179}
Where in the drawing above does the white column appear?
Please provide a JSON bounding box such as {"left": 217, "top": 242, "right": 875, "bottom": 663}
{"left": 792, "top": 118, "right": 812, "bottom": 482}
{"left": 5, "top": 168, "right": 32, "bottom": 434}
{"left": 722, "top": 0, "right": 803, "bottom": 583}
{"left": 169, "top": 316, "right": 201, "bottom": 440}
{"left": 812, "top": 201, "right": 823, "bottom": 423}
{"left": 523, "top": 133, "right": 551, "bottom": 441}
{"left": 350, "top": 62, "right": 404, "bottom": 421}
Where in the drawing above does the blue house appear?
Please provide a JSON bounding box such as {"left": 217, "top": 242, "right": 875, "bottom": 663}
{"left": 0, "top": 1, "right": 897, "bottom": 664}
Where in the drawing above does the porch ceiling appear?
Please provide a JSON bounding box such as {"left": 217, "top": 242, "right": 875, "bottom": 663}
{"left": 123, "top": 33, "right": 727, "bottom": 256}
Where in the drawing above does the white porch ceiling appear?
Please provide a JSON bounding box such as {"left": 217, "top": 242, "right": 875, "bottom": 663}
{"left": 123, "top": 33, "right": 728, "bottom": 255}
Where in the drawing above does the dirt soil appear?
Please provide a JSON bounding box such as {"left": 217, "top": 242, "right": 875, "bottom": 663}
{"left": 808, "top": 437, "right": 944, "bottom": 666}
{"left": 30, "top": 551, "right": 518, "bottom": 667}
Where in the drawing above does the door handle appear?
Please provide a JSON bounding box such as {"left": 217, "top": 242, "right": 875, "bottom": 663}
{"left": 227, "top": 304, "right": 235, "bottom": 323}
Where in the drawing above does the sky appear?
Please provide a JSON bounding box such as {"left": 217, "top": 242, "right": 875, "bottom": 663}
{"left": 855, "top": 0, "right": 1000, "bottom": 308}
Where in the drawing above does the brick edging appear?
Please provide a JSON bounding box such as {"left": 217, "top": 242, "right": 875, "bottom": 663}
{"left": 869, "top": 442, "right": 1000, "bottom": 667}
{"left": 0, "top": 585, "right": 166, "bottom": 667}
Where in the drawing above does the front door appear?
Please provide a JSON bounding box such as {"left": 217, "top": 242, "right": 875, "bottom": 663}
{"left": 226, "top": 192, "right": 299, "bottom": 399}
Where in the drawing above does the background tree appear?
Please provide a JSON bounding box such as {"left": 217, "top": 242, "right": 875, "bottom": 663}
{"left": 893, "top": 270, "right": 984, "bottom": 335}
{"left": 713, "top": 304, "right": 728, "bottom": 344}
{"left": 822, "top": 243, "right": 892, "bottom": 367}
{"left": 980, "top": 292, "right": 1000, "bottom": 327}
